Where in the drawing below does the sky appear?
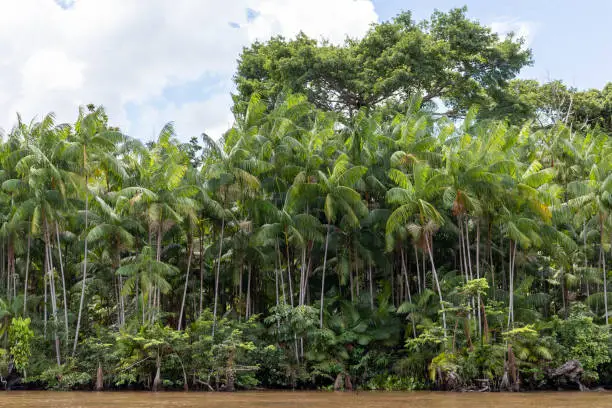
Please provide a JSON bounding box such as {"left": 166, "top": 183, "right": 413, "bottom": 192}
{"left": 0, "top": 0, "right": 610, "bottom": 142}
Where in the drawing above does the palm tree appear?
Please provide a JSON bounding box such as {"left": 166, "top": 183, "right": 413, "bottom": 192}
{"left": 87, "top": 194, "right": 138, "bottom": 326}
{"left": 498, "top": 158, "right": 554, "bottom": 328}
{"left": 15, "top": 113, "right": 73, "bottom": 366}
{"left": 118, "top": 246, "right": 178, "bottom": 324}
{"left": 568, "top": 152, "right": 612, "bottom": 324}
{"left": 201, "top": 128, "right": 267, "bottom": 334}
{"left": 289, "top": 155, "right": 367, "bottom": 328}
{"left": 177, "top": 170, "right": 202, "bottom": 330}
{"left": 68, "top": 105, "right": 124, "bottom": 355}
{"left": 386, "top": 162, "right": 448, "bottom": 333}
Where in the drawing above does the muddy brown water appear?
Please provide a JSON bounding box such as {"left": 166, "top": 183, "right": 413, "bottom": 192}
{"left": 0, "top": 391, "right": 609, "bottom": 408}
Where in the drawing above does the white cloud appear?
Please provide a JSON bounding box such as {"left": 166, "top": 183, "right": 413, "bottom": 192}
{"left": 22, "top": 49, "right": 85, "bottom": 92}
{"left": 0, "top": 0, "right": 378, "bottom": 141}
{"left": 490, "top": 19, "right": 537, "bottom": 47}
{"left": 247, "top": 0, "right": 376, "bottom": 44}
{"left": 133, "top": 94, "right": 235, "bottom": 143}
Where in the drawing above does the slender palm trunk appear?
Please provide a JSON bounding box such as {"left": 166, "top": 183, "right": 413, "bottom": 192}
{"left": 425, "top": 234, "right": 446, "bottom": 334}
{"left": 23, "top": 232, "right": 31, "bottom": 316}
{"left": 246, "top": 264, "right": 252, "bottom": 319}
{"left": 488, "top": 220, "right": 494, "bottom": 294}
{"left": 414, "top": 246, "right": 421, "bottom": 293}
{"left": 368, "top": 263, "right": 374, "bottom": 310}
{"left": 140, "top": 278, "right": 146, "bottom": 326}
{"left": 44, "top": 221, "right": 61, "bottom": 366}
{"left": 7, "top": 240, "right": 13, "bottom": 303}
{"left": 401, "top": 247, "right": 417, "bottom": 338}
{"left": 113, "top": 274, "right": 120, "bottom": 324}
{"left": 118, "top": 272, "right": 125, "bottom": 326}
{"left": 475, "top": 222, "right": 482, "bottom": 340}
{"left": 305, "top": 242, "right": 313, "bottom": 306}
{"left": 285, "top": 233, "right": 294, "bottom": 308}
{"left": 507, "top": 240, "right": 516, "bottom": 329}
{"left": 476, "top": 222, "right": 480, "bottom": 279}
{"left": 178, "top": 240, "right": 193, "bottom": 331}
{"left": 609, "top": 228, "right": 612, "bottom": 322}
{"left": 348, "top": 252, "right": 355, "bottom": 303}
{"left": 275, "top": 254, "right": 280, "bottom": 307}
{"left": 156, "top": 218, "right": 163, "bottom": 262}
{"left": 199, "top": 227, "right": 204, "bottom": 317}
{"left": 465, "top": 217, "right": 474, "bottom": 280}
{"left": 238, "top": 265, "right": 243, "bottom": 320}
{"left": 277, "top": 242, "right": 286, "bottom": 304}
{"left": 601, "top": 215, "right": 608, "bottom": 325}
{"left": 320, "top": 224, "right": 331, "bottom": 328}
{"left": 212, "top": 218, "right": 225, "bottom": 336}
{"left": 55, "top": 223, "right": 69, "bottom": 344}
{"left": 584, "top": 220, "right": 589, "bottom": 297}
{"left": 73, "top": 176, "right": 89, "bottom": 355}
{"left": 299, "top": 248, "right": 306, "bottom": 306}
{"left": 459, "top": 217, "right": 469, "bottom": 283}
{"left": 44, "top": 264, "right": 48, "bottom": 337}
{"left": 153, "top": 217, "right": 163, "bottom": 322}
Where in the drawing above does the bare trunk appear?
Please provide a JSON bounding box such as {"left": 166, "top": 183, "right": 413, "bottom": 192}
{"left": 118, "top": 273, "right": 125, "bottom": 326}
{"left": 285, "top": 233, "right": 294, "bottom": 308}
{"left": 368, "top": 263, "right": 374, "bottom": 310}
{"left": 73, "top": 176, "right": 89, "bottom": 355}
{"left": 95, "top": 362, "right": 104, "bottom": 391}
{"left": 320, "top": 224, "right": 330, "bottom": 328}
{"left": 488, "top": 220, "right": 493, "bottom": 291}
{"left": 299, "top": 248, "right": 306, "bottom": 306}
{"left": 348, "top": 254, "right": 354, "bottom": 303}
{"left": 584, "top": 220, "right": 589, "bottom": 297}
{"left": 602, "top": 215, "right": 608, "bottom": 325}
{"left": 55, "top": 223, "right": 70, "bottom": 345}
{"left": 465, "top": 217, "right": 473, "bottom": 280}
{"left": 23, "top": 232, "right": 31, "bottom": 316}
{"left": 355, "top": 258, "right": 360, "bottom": 298}
{"left": 475, "top": 222, "right": 481, "bottom": 340}
{"left": 199, "top": 227, "right": 204, "bottom": 317}
{"left": 277, "top": 243, "right": 286, "bottom": 304}
{"left": 426, "top": 234, "right": 446, "bottom": 334}
{"left": 45, "top": 220, "right": 61, "bottom": 366}
{"left": 401, "top": 247, "right": 417, "bottom": 338}
{"left": 459, "top": 217, "right": 469, "bottom": 283}
{"left": 178, "top": 240, "right": 193, "bottom": 330}
{"left": 238, "top": 265, "right": 243, "bottom": 320}
{"left": 44, "top": 263, "right": 48, "bottom": 336}
{"left": 414, "top": 246, "right": 421, "bottom": 293}
{"left": 304, "top": 241, "right": 313, "bottom": 307}
{"left": 480, "top": 295, "right": 489, "bottom": 343}
{"left": 152, "top": 353, "right": 162, "bottom": 392}
{"left": 212, "top": 218, "right": 225, "bottom": 336}
{"left": 246, "top": 264, "right": 252, "bottom": 319}
{"left": 156, "top": 218, "right": 163, "bottom": 262}
{"left": 7, "top": 240, "right": 13, "bottom": 303}
{"left": 507, "top": 240, "right": 517, "bottom": 329}
{"left": 274, "top": 249, "right": 280, "bottom": 307}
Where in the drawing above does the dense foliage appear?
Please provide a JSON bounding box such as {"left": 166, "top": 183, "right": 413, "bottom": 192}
{"left": 234, "top": 8, "right": 532, "bottom": 118}
{"left": 0, "top": 7, "right": 611, "bottom": 393}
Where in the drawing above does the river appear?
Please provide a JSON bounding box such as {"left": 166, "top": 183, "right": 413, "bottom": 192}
{"left": 0, "top": 391, "right": 608, "bottom": 407}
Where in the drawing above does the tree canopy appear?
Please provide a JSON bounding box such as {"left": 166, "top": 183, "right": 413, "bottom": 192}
{"left": 233, "top": 7, "right": 532, "bottom": 118}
